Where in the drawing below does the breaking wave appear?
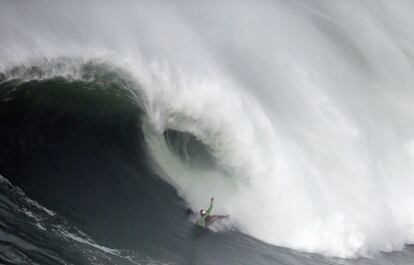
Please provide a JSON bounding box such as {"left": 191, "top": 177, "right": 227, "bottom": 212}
{"left": 1, "top": 0, "right": 414, "bottom": 261}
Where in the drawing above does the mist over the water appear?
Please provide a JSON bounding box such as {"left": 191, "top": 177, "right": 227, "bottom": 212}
{"left": 2, "top": 0, "right": 414, "bottom": 258}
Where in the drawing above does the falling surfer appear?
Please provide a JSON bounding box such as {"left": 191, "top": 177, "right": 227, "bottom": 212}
{"left": 196, "top": 197, "right": 228, "bottom": 228}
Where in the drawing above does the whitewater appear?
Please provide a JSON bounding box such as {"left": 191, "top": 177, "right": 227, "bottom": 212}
{"left": 1, "top": 0, "right": 414, "bottom": 260}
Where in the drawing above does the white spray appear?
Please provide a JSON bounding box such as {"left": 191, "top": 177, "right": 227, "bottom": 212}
{"left": 1, "top": 0, "right": 414, "bottom": 258}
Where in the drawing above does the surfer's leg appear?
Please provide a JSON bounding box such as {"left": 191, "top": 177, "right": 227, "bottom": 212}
{"left": 210, "top": 215, "right": 228, "bottom": 221}
{"left": 206, "top": 215, "right": 228, "bottom": 225}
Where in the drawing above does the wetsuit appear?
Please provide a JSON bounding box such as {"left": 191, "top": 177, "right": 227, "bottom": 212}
{"left": 196, "top": 200, "right": 213, "bottom": 228}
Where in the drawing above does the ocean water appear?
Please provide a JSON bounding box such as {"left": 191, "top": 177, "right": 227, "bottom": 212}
{"left": 1, "top": 1, "right": 414, "bottom": 264}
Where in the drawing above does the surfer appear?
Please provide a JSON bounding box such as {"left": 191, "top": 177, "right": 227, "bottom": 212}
{"left": 196, "top": 197, "right": 228, "bottom": 228}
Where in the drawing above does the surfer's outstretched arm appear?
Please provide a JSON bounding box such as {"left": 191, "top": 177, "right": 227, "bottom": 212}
{"left": 206, "top": 197, "right": 214, "bottom": 215}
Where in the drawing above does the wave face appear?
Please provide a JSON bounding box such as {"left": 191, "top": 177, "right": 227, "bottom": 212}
{"left": 1, "top": 0, "right": 414, "bottom": 261}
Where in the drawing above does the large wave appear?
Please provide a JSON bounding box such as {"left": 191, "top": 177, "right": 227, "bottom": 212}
{"left": 2, "top": 0, "right": 414, "bottom": 258}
